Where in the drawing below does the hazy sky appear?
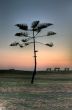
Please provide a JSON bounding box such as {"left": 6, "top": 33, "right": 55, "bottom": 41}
{"left": 0, "top": 0, "right": 72, "bottom": 70}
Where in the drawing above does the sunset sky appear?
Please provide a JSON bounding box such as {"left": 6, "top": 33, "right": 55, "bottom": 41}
{"left": 0, "top": 0, "right": 72, "bottom": 70}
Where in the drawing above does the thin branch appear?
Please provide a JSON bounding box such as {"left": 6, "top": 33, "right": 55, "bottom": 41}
{"left": 47, "top": 31, "right": 56, "bottom": 36}
{"left": 36, "top": 23, "right": 53, "bottom": 30}
{"left": 45, "top": 42, "right": 54, "bottom": 47}
{"left": 31, "top": 20, "right": 40, "bottom": 28}
{"left": 26, "top": 41, "right": 54, "bottom": 47}
{"left": 15, "top": 32, "right": 29, "bottom": 37}
{"left": 15, "top": 24, "right": 28, "bottom": 30}
{"left": 19, "top": 44, "right": 24, "bottom": 48}
{"left": 10, "top": 42, "right": 19, "bottom": 46}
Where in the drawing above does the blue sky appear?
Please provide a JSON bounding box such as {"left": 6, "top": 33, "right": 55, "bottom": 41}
{"left": 0, "top": 0, "right": 72, "bottom": 70}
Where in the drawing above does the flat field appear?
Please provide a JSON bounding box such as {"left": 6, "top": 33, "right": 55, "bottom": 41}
{"left": 0, "top": 70, "right": 72, "bottom": 110}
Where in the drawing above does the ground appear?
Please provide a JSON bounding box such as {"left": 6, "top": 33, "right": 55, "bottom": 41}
{"left": 0, "top": 71, "right": 72, "bottom": 110}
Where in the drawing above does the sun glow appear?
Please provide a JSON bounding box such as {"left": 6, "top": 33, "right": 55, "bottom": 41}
{"left": 0, "top": 46, "right": 71, "bottom": 70}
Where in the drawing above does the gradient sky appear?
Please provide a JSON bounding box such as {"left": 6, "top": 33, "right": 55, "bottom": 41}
{"left": 0, "top": 0, "right": 72, "bottom": 70}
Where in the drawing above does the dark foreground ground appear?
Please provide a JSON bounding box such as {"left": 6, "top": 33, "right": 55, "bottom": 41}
{"left": 0, "top": 70, "right": 72, "bottom": 110}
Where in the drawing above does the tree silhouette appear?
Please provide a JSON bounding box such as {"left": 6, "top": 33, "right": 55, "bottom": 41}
{"left": 10, "top": 20, "right": 56, "bottom": 84}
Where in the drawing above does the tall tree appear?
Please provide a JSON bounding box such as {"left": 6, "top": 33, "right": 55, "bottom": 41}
{"left": 10, "top": 20, "right": 56, "bottom": 84}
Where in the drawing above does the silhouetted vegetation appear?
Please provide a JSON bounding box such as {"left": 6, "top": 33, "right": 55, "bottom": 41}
{"left": 10, "top": 20, "right": 56, "bottom": 84}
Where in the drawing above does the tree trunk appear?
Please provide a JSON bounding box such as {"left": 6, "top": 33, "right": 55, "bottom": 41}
{"left": 31, "top": 29, "right": 37, "bottom": 84}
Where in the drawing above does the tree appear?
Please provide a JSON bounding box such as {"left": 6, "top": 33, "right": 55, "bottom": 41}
{"left": 10, "top": 20, "right": 56, "bottom": 84}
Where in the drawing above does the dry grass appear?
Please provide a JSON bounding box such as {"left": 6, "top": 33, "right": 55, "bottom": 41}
{"left": 0, "top": 72, "right": 72, "bottom": 110}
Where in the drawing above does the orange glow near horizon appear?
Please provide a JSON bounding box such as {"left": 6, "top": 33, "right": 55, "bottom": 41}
{"left": 37, "top": 49, "right": 72, "bottom": 69}
{"left": 0, "top": 48, "right": 72, "bottom": 70}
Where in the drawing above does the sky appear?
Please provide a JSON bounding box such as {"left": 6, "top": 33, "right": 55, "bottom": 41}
{"left": 0, "top": 0, "right": 72, "bottom": 70}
